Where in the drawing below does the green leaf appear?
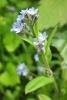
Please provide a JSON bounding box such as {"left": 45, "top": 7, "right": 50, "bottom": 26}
{"left": 52, "top": 30, "right": 67, "bottom": 81}
{"left": 3, "top": 33, "right": 21, "bottom": 52}
{"left": 52, "top": 31, "right": 67, "bottom": 63}
{"left": 38, "top": 0, "right": 67, "bottom": 30}
{"left": 61, "top": 63, "right": 67, "bottom": 81}
{"left": 33, "top": 22, "right": 39, "bottom": 37}
{"left": 4, "top": 90, "right": 15, "bottom": 100}
{"left": 21, "top": 37, "right": 34, "bottom": 47}
{"left": 38, "top": 94, "right": 52, "bottom": 100}
{"left": 0, "top": 0, "right": 8, "bottom": 8}
{"left": 46, "top": 27, "right": 57, "bottom": 55}
{"left": 0, "top": 63, "right": 20, "bottom": 86}
{"left": 25, "top": 76, "right": 54, "bottom": 94}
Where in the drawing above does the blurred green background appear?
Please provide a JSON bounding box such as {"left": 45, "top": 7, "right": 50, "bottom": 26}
{"left": 0, "top": 0, "right": 67, "bottom": 100}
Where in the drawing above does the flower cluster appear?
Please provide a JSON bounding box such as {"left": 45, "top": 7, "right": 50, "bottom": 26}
{"left": 11, "top": 7, "right": 38, "bottom": 34}
{"left": 17, "top": 63, "right": 29, "bottom": 76}
{"left": 33, "top": 32, "right": 48, "bottom": 53}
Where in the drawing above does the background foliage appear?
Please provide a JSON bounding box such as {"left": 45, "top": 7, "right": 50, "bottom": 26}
{"left": 0, "top": 0, "right": 67, "bottom": 100}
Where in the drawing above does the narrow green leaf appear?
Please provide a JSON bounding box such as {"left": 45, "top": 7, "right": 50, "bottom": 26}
{"left": 33, "top": 22, "right": 38, "bottom": 37}
{"left": 25, "top": 76, "right": 54, "bottom": 94}
{"left": 46, "top": 26, "right": 57, "bottom": 55}
{"left": 38, "top": 94, "right": 52, "bottom": 100}
{"left": 21, "top": 37, "right": 34, "bottom": 47}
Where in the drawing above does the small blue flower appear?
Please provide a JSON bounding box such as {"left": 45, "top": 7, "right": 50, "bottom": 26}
{"left": 20, "top": 9, "right": 28, "bottom": 15}
{"left": 33, "top": 32, "right": 47, "bottom": 53}
{"left": 33, "top": 38, "right": 40, "bottom": 45}
{"left": 34, "top": 54, "right": 39, "bottom": 62}
{"left": 17, "top": 14, "right": 24, "bottom": 22}
{"left": 11, "top": 21, "right": 24, "bottom": 33}
{"left": 17, "top": 63, "right": 28, "bottom": 76}
{"left": 37, "top": 66, "right": 44, "bottom": 72}
{"left": 27, "top": 7, "right": 38, "bottom": 16}
{"left": 17, "top": 9, "right": 28, "bottom": 22}
{"left": 38, "top": 32, "right": 48, "bottom": 43}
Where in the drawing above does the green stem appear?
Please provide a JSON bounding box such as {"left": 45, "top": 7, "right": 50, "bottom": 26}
{"left": 43, "top": 56, "right": 59, "bottom": 93}
{"left": 31, "top": 25, "right": 36, "bottom": 37}
{"left": 29, "top": 72, "right": 37, "bottom": 77}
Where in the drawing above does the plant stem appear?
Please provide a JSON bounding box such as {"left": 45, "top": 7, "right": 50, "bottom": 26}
{"left": 31, "top": 25, "right": 36, "bottom": 37}
{"left": 30, "top": 72, "right": 37, "bottom": 77}
{"left": 43, "top": 55, "right": 59, "bottom": 93}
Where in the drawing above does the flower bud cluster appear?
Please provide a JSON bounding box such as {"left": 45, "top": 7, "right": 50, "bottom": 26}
{"left": 33, "top": 32, "right": 48, "bottom": 53}
{"left": 11, "top": 7, "right": 38, "bottom": 34}
{"left": 45, "top": 68, "right": 53, "bottom": 77}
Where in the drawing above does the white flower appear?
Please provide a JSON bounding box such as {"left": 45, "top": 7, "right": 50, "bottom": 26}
{"left": 27, "top": 7, "right": 38, "bottom": 15}
{"left": 11, "top": 21, "right": 24, "bottom": 33}
{"left": 17, "top": 63, "right": 28, "bottom": 76}
{"left": 37, "top": 66, "right": 44, "bottom": 72}
{"left": 34, "top": 54, "right": 39, "bottom": 62}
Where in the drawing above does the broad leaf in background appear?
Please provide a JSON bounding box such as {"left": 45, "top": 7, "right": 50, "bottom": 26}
{"left": 52, "top": 31, "right": 67, "bottom": 63}
{"left": 38, "top": 94, "right": 52, "bottom": 100}
{"left": 52, "top": 31, "right": 67, "bottom": 81}
{"left": 25, "top": 76, "right": 54, "bottom": 94}
{"left": 0, "top": 0, "right": 8, "bottom": 8}
{"left": 38, "top": 0, "right": 67, "bottom": 30}
{"left": 0, "top": 63, "right": 20, "bottom": 86}
{"left": 3, "top": 33, "right": 21, "bottom": 52}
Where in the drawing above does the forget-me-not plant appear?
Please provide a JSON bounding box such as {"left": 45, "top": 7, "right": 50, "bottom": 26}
{"left": 11, "top": 7, "right": 59, "bottom": 94}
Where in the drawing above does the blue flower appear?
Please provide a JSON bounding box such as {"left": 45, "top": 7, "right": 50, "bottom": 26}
{"left": 17, "top": 14, "right": 24, "bottom": 22}
{"left": 11, "top": 21, "right": 24, "bottom": 33}
{"left": 33, "top": 32, "right": 47, "bottom": 53}
{"left": 17, "top": 9, "right": 28, "bottom": 22}
{"left": 34, "top": 54, "right": 39, "bottom": 62}
{"left": 20, "top": 9, "right": 28, "bottom": 15}
{"left": 17, "top": 63, "right": 28, "bottom": 76}
{"left": 27, "top": 7, "right": 38, "bottom": 16}
{"left": 38, "top": 32, "right": 48, "bottom": 43}
{"left": 37, "top": 66, "right": 44, "bottom": 72}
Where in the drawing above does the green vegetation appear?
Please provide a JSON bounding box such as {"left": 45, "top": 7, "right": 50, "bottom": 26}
{"left": 0, "top": 0, "right": 67, "bottom": 100}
